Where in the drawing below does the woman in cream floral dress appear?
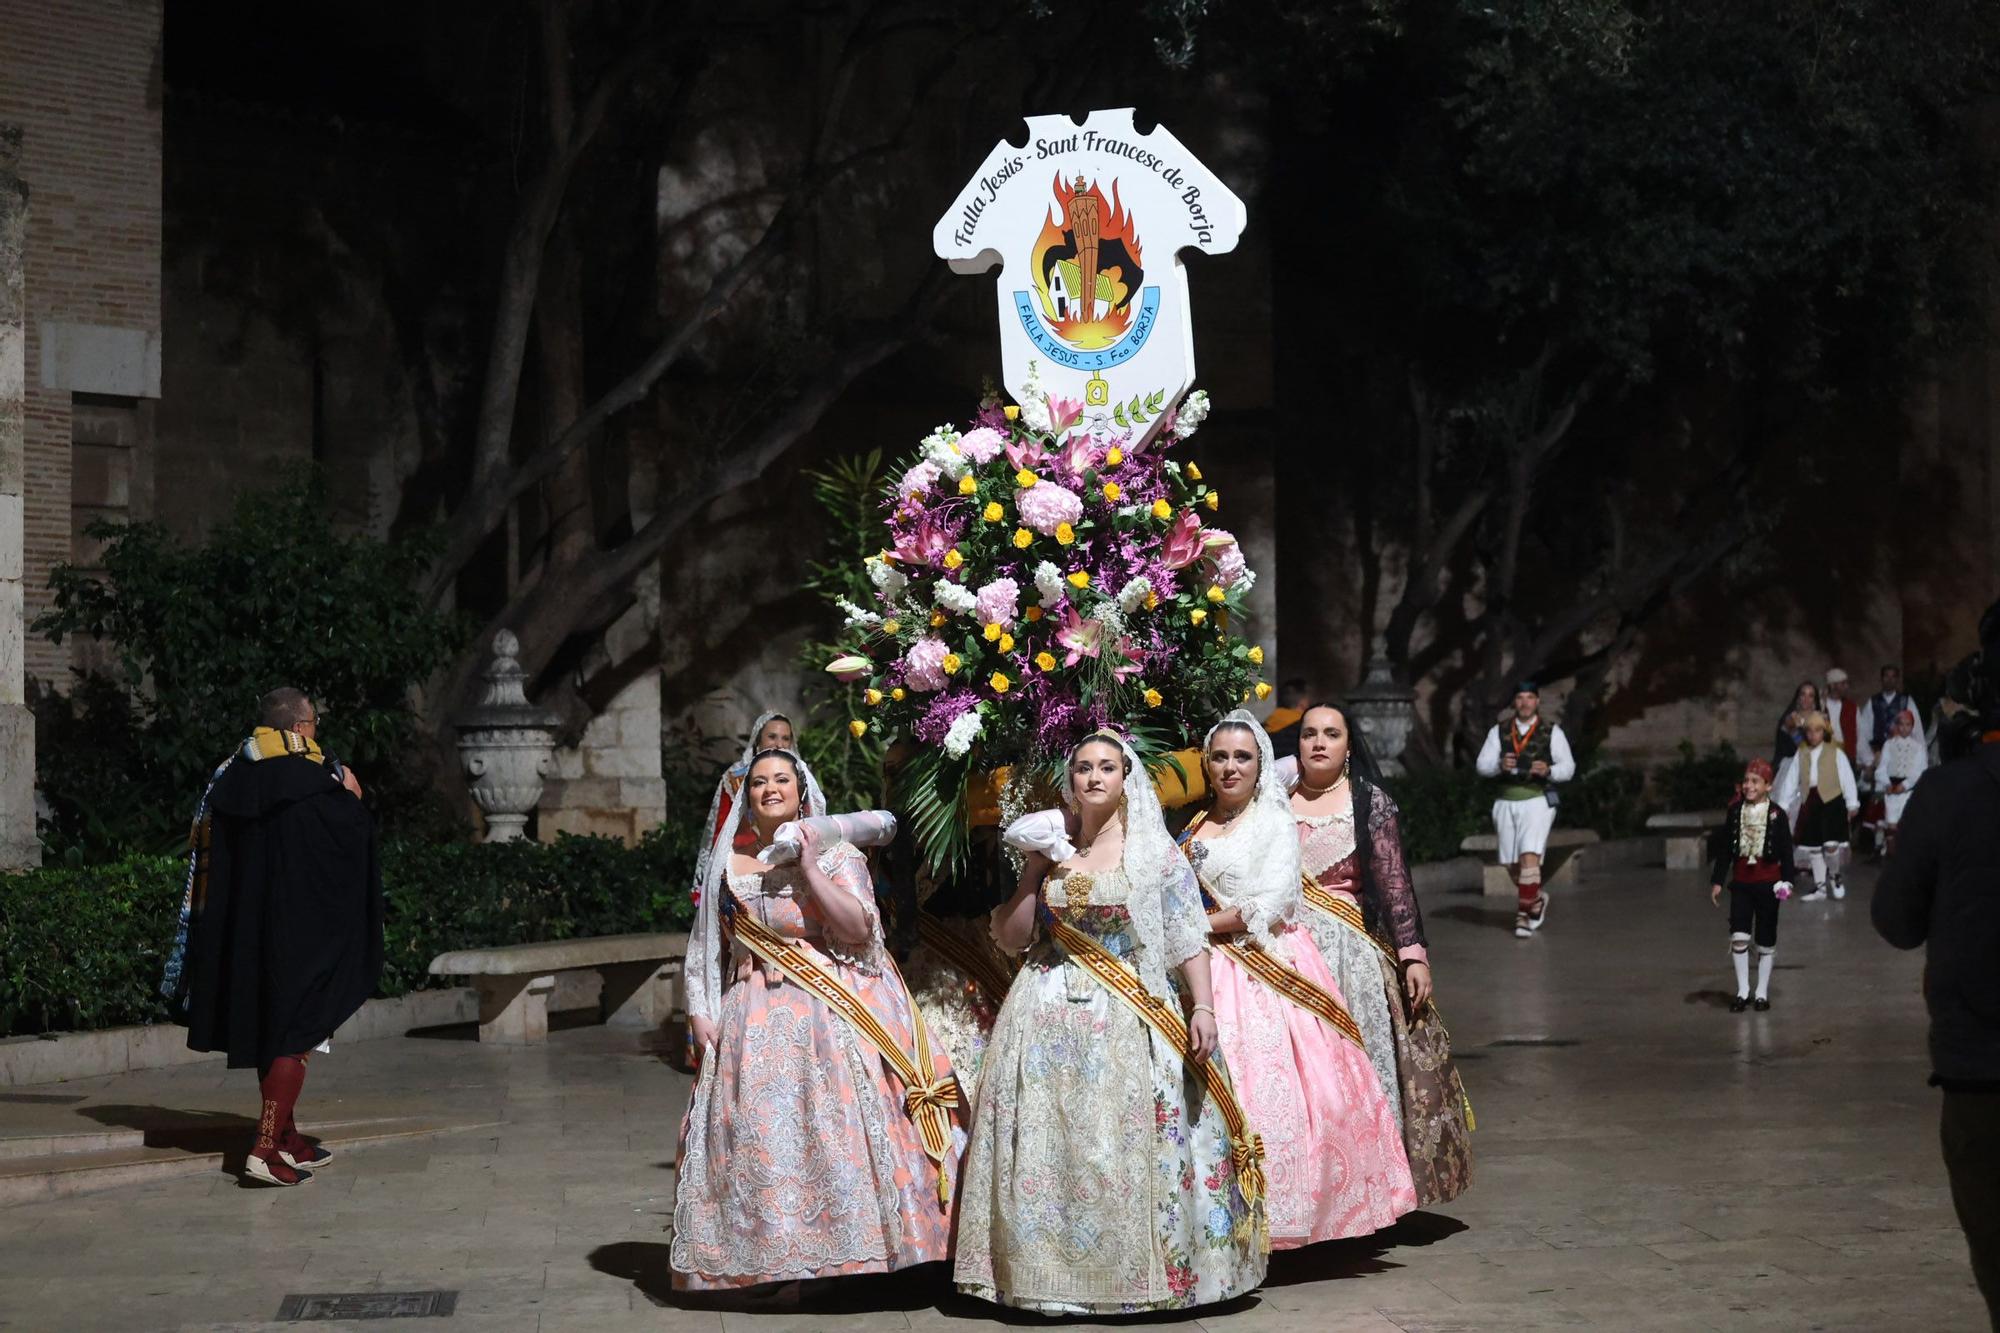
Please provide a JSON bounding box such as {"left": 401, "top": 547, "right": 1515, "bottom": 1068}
{"left": 672, "top": 749, "right": 963, "bottom": 1291}
{"left": 955, "top": 731, "right": 1267, "bottom": 1314}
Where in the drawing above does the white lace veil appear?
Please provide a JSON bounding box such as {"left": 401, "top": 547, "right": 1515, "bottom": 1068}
{"left": 1190, "top": 709, "right": 1303, "bottom": 945}
{"left": 689, "top": 712, "right": 827, "bottom": 895}
{"left": 1060, "top": 729, "right": 1210, "bottom": 997}
{"left": 685, "top": 745, "right": 827, "bottom": 1025}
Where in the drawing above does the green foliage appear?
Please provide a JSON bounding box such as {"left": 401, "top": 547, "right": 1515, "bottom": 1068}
{"left": 1382, "top": 767, "right": 1492, "bottom": 864}
{"left": 1651, "top": 740, "right": 1743, "bottom": 813}
{"left": 33, "top": 472, "right": 466, "bottom": 857}
{"left": 0, "top": 854, "right": 183, "bottom": 1037}
{"left": 796, "top": 451, "right": 888, "bottom": 808}
{"left": 0, "top": 832, "right": 700, "bottom": 1039}
{"left": 1560, "top": 762, "right": 1649, "bottom": 840}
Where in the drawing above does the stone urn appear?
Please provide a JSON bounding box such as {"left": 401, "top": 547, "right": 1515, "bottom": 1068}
{"left": 455, "top": 630, "right": 561, "bottom": 842}
{"left": 1347, "top": 635, "right": 1418, "bottom": 777}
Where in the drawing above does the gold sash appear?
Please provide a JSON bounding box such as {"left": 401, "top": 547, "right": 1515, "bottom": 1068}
{"left": 916, "top": 910, "right": 1017, "bottom": 1010}
{"left": 1040, "top": 911, "right": 1269, "bottom": 1213}
{"left": 729, "top": 897, "right": 960, "bottom": 1204}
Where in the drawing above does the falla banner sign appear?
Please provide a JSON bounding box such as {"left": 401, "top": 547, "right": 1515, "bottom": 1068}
{"left": 933, "top": 107, "right": 1247, "bottom": 444}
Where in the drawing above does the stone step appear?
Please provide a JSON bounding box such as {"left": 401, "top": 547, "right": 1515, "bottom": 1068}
{"left": 0, "top": 1114, "right": 500, "bottom": 1207}
{"left": 0, "top": 1127, "right": 147, "bottom": 1160}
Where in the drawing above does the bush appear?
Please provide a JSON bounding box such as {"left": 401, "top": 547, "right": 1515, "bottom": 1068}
{"left": 33, "top": 472, "right": 465, "bottom": 858}
{"left": 1652, "top": 740, "right": 1744, "bottom": 812}
{"left": 1383, "top": 767, "right": 1492, "bottom": 863}
{"left": 0, "top": 832, "right": 697, "bottom": 1039}
{"left": 1561, "top": 762, "right": 1650, "bottom": 840}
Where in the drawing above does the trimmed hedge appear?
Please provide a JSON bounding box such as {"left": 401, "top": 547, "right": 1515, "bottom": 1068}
{"left": 0, "top": 832, "right": 696, "bottom": 1039}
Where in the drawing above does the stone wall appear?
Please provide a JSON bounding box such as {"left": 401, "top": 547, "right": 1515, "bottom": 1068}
{"left": 0, "top": 125, "right": 35, "bottom": 866}
{"left": 0, "top": 0, "right": 164, "bottom": 690}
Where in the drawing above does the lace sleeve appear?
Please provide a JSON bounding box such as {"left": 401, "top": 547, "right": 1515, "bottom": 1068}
{"left": 1366, "top": 787, "right": 1429, "bottom": 960}
{"left": 684, "top": 868, "right": 725, "bottom": 1023}
{"left": 1160, "top": 850, "right": 1210, "bottom": 968}
{"left": 814, "top": 842, "right": 885, "bottom": 973}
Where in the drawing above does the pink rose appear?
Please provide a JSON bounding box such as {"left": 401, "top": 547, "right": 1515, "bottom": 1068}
{"left": 904, "top": 637, "right": 950, "bottom": 692}
{"left": 959, "top": 427, "right": 1006, "bottom": 464}
{"left": 1016, "top": 481, "right": 1084, "bottom": 536}
{"left": 975, "top": 578, "right": 1020, "bottom": 628}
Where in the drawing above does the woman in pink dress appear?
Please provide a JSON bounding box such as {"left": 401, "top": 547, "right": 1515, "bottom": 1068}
{"left": 672, "top": 749, "right": 963, "bottom": 1292}
{"left": 1178, "top": 710, "right": 1416, "bottom": 1246}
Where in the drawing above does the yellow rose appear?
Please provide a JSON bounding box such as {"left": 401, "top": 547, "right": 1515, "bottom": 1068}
{"left": 1106, "top": 447, "right": 1123, "bottom": 466}
{"left": 999, "top": 633, "right": 1015, "bottom": 653}
{"left": 1102, "top": 482, "right": 1122, "bottom": 502}
{"left": 1247, "top": 645, "right": 1264, "bottom": 665}
{"left": 881, "top": 618, "right": 900, "bottom": 635}
{"left": 1025, "top": 606, "right": 1044, "bottom": 622}
{"left": 1191, "top": 608, "right": 1208, "bottom": 626}
{"left": 864, "top": 688, "right": 883, "bottom": 706}
{"left": 958, "top": 474, "right": 977, "bottom": 496}
{"left": 1067, "top": 571, "right": 1090, "bottom": 589}
{"left": 848, "top": 719, "right": 868, "bottom": 738}
{"left": 983, "top": 501, "right": 1004, "bottom": 522}
{"left": 1015, "top": 468, "right": 1038, "bottom": 488}
{"left": 1255, "top": 681, "right": 1273, "bottom": 700}
{"left": 1188, "top": 462, "right": 1203, "bottom": 481}
{"left": 943, "top": 548, "right": 964, "bottom": 570}
{"left": 942, "top": 652, "right": 962, "bottom": 674}
{"left": 983, "top": 622, "right": 1003, "bottom": 642}
{"left": 1151, "top": 498, "right": 1173, "bottom": 520}
{"left": 1204, "top": 490, "right": 1220, "bottom": 512}
{"left": 990, "top": 672, "right": 1011, "bottom": 694}
{"left": 891, "top": 687, "right": 906, "bottom": 701}
{"left": 1003, "top": 404, "right": 1020, "bottom": 421}
{"left": 1055, "top": 522, "right": 1076, "bottom": 546}
{"left": 1144, "top": 590, "right": 1160, "bottom": 611}
{"left": 1013, "top": 527, "right": 1034, "bottom": 549}
{"left": 1143, "top": 687, "right": 1163, "bottom": 708}
{"left": 1035, "top": 651, "right": 1057, "bottom": 671}
{"left": 1206, "top": 585, "right": 1226, "bottom": 604}
{"left": 930, "top": 611, "right": 946, "bottom": 627}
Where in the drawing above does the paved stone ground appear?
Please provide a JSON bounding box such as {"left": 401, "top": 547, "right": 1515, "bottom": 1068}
{"left": 0, "top": 861, "right": 1985, "bottom": 1331}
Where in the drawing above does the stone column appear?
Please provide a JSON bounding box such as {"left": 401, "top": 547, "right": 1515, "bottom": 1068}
{"left": 0, "top": 126, "right": 36, "bottom": 868}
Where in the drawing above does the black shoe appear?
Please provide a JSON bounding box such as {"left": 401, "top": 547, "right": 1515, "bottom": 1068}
{"left": 1729, "top": 995, "right": 1749, "bottom": 1013}
{"left": 1753, "top": 997, "right": 1771, "bottom": 1012}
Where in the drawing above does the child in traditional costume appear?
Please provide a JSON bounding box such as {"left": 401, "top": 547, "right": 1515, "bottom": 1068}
{"left": 1773, "top": 711, "right": 1859, "bottom": 900}
{"left": 1709, "top": 758, "right": 1796, "bottom": 1012}
{"left": 1874, "top": 708, "right": 1929, "bottom": 857}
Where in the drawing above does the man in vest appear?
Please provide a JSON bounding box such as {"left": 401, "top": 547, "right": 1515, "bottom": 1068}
{"left": 1475, "top": 682, "right": 1576, "bottom": 939}
{"left": 1825, "top": 668, "right": 1864, "bottom": 762}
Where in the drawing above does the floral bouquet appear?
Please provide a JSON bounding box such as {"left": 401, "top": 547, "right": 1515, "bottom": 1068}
{"left": 824, "top": 368, "right": 1265, "bottom": 875}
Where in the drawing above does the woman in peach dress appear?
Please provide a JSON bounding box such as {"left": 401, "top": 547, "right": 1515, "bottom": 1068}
{"left": 1178, "top": 710, "right": 1416, "bottom": 1247}
{"left": 672, "top": 749, "right": 963, "bottom": 1291}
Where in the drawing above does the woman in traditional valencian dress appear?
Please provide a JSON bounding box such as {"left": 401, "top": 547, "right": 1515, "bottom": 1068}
{"left": 1292, "top": 703, "right": 1474, "bottom": 1206}
{"left": 1180, "top": 711, "right": 1416, "bottom": 1246}
{"left": 672, "top": 750, "right": 963, "bottom": 1292}
{"left": 956, "top": 731, "right": 1267, "bottom": 1314}
{"left": 689, "top": 713, "right": 822, "bottom": 906}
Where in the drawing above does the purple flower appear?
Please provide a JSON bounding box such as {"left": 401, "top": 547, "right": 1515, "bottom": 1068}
{"left": 914, "top": 689, "right": 978, "bottom": 744}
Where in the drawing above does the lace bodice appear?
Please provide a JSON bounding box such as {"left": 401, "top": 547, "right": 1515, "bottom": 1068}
{"left": 1183, "top": 818, "right": 1302, "bottom": 945}
{"left": 1294, "top": 786, "right": 1427, "bottom": 956}
{"left": 1039, "top": 851, "right": 1207, "bottom": 1004}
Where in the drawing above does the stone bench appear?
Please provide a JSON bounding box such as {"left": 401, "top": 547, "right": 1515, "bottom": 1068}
{"left": 1458, "top": 828, "right": 1601, "bottom": 898}
{"left": 1645, "top": 810, "right": 1725, "bottom": 870}
{"left": 428, "top": 932, "right": 689, "bottom": 1045}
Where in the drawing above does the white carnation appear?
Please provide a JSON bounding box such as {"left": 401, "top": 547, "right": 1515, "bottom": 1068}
{"left": 1173, "top": 388, "right": 1211, "bottom": 439}
{"left": 1116, "top": 575, "right": 1153, "bottom": 614}
{"left": 1033, "top": 560, "right": 1066, "bottom": 607}
{"left": 934, "top": 580, "right": 978, "bottom": 615}
{"left": 943, "top": 708, "right": 985, "bottom": 759}
{"left": 867, "top": 557, "right": 907, "bottom": 600}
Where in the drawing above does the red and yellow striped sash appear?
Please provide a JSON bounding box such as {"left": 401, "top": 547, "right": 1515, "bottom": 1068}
{"left": 729, "top": 904, "right": 959, "bottom": 1204}
{"left": 1041, "top": 911, "right": 1270, "bottom": 1230}
{"left": 916, "top": 910, "right": 1017, "bottom": 1010}
{"left": 1303, "top": 873, "right": 1398, "bottom": 966}
{"left": 1215, "top": 938, "right": 1364, "bottom": 1048}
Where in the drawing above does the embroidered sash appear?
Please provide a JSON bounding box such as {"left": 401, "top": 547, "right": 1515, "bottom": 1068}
{"left": 1037, "top": 906, "right": 1269, "bottom": 1211}
{"left": 728, "top": 892, "right": 960, "bottom": 1204}
{"left": 1177, "top": 816, "right": 1365, "bottom": 1050}
{"left": 916, "top": 910, "right": 1017, "bottom": 1010}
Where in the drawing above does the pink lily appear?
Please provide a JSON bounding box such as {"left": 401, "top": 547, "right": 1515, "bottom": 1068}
{"left": 1056, "top": 604, "right": 1103, "bottom": 665}
{"left": 1004, "top": 436, "right": 1051, "bottom": 472}
{"left": 1109, "top": 634, "right": 1145, "bottom": 682}
{"left": 1162, "top": 509, "right": 1205, "bottom": 570}
{"left": 1048, "top": 395, "right": 1085, "bottom": 434}
{"left": 1059, "top": 430, "right": 1099, "bottom": 477}
{"left": 893, "top": 513, "right": 955, "bottom": 568}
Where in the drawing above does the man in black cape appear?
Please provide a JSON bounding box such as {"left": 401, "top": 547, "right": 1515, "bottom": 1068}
{"left": 177, "top": 686, "right": 383, "bottom": 1186}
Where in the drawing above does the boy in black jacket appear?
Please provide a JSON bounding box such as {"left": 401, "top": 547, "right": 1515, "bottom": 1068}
{"left": 1709, "top": 758, "right": 1795, "bottom": 1013}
